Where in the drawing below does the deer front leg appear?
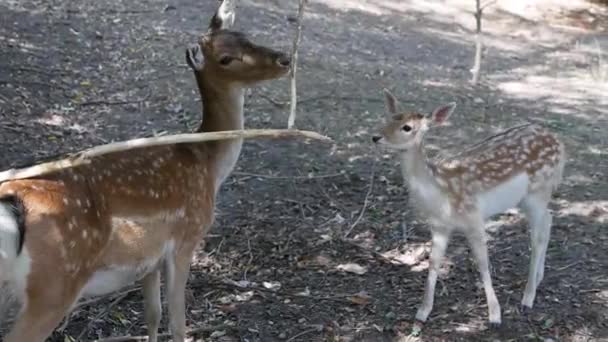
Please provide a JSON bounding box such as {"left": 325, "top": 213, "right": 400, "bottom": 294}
{"left": 416, "top": 230, "right": 450, "bottom": 322}
{"left": 464, "top": 223, "right": 501, "bottom": 325}
{"left": 142, "top": 269, "right": 162, "bottom": 342}
{"left": 165, "top": 248, "right": 193, "bottom": 342}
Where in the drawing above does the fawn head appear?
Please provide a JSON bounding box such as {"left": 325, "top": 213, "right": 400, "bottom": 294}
{"left": 372, "top": 89, "right": 457, "bottom": 151}
{"left": 186, "top": 0, "right": 291, "bottom": 84}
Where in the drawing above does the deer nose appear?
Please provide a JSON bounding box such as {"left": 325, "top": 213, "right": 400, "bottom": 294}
{"left": 277, "top": 54, "right": 291, "bottom": 67}
{"left": 372, "top": 136, "right": 382, "bottom": 143}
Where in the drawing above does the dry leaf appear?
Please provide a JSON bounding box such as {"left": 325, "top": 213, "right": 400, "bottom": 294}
{"left": 262, "top": 281, "right": 281, "bottom": 291}
{"left": 336, "top": 263, "right": 368, "bottom": 275}
{"left": 349, "top": 291, "right": 371, "bottom": 305}
{"left": 235, "top": 291, "right": 254, "bottom": 302}
{"left": 315, "top": 255, "right": 332, "bottom": 266}
{"left": 296, "top": 287, "right": 311, "bottom": 297}
{"left": 210, "top": 330, "right": 226, "bottom": 338}
{"left": 381, "top": 245, "right": 429, "bottom": 266}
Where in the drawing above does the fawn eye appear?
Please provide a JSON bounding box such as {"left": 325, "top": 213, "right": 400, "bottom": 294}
{"left": 219, "top": 56, "right": 234, "bottom": 66}
{"left": 402, "top": 125, "right": 412, "bottom": 132}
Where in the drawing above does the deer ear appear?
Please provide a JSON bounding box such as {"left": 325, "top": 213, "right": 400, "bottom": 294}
{"left": 209, "top": 0, "right": 237, "bottom": 32}
{"left": 430, "top": 102, "right": 456, "bottom": 125}
{"left": 186, "top": 45, "right": 204, "bottom": 71}
{"left": 383, "top": 88, "right": 399, "bottom": 115}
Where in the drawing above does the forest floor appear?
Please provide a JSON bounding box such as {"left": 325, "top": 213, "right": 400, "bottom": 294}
{"left": 0, "top": 0, "right": 607, "bottom": 341}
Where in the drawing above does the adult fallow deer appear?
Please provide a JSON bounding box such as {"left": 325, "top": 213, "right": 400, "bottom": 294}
{"left": 0, "top": 0, "right": 291, "bottom": 340}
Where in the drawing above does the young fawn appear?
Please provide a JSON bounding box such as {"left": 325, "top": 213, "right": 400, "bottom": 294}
{"left": 0, "top": 1, "right": 291, "bottom": 341}
{"left": 373, "top": 89, "right": 565, "bottom": 325}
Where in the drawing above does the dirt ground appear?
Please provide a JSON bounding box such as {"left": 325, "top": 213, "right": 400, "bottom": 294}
{"left": 1, "top": 0, "right": 607, "bottom": 341}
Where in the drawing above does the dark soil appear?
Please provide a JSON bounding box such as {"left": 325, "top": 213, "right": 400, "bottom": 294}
{"left": 1, "top": 0, "right": 606, "bottom": 341}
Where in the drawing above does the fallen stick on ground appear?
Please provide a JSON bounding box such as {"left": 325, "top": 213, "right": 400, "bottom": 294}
{"left": 0, "top": 129, "right": 332, "bottom": 182}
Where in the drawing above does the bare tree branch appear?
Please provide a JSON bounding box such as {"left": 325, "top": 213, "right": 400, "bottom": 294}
{"left": 470, "top": 0, "right": 483, "bottom": 84}
{"left": 287, "top": 0, "right": 308, "bottom": 129}
{"left": 470, "top": 0, "right": 497, "bottom": 85}
{"left": 481, "top": 0, "right": 497, "bottom": 11}
{"left": 0, "top": 129, "right": 332, "bottom": 182}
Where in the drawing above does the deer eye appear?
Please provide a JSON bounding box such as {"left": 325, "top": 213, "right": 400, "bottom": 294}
{"left": 402, "top": 125, "right": 412, "bottom": 132}
{"left": 219, "top": 56, "right": 234, "bottom": 66}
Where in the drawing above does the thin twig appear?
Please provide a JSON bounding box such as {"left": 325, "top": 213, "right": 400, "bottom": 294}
{"left": 258, "top": 92, "right": 287, "bottom": 108}
{"left": 287, "top": 0, "right": 308, "bottom": 129}
{"left": 6, "top": 66, "right": 66, "bottom": 76}
{"left": 195, "top": 277, "right": 354, "bottom": 304}
{"left": 480, "top": 0, "right": 497, "bottom": 11}
{"left": 286, "top": 325, "right": 324, "bottom": 342}
{"left": 74, "top": 286, "right": 141, "bottom": 309}
{"left": 78, "top": 99, "right": 147, "bottom": 107}
{"left": 553, "top": 261, "right": 582, "bottom": 271}
{"left": 78, "top": 292, "right": 130, "bottom": 340}
{"left": 232, "top": 171, "right": 343, "bottom": 180}
{"left": 344, "top": 159, "right": 377, "bottom": 237}
{"left": 93, "top": 324, "right": 232, "bottom": 342}
{"left": 0, "top": 129, "right": 331, "bottom": 182}
{"left": 59, "top": 288, "right": 141, "bottom": 332}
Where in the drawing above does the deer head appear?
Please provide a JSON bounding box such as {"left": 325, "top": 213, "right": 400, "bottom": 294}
{"left": 186, "top": 0, "right": 291, "bottom": 85}
{"left": 372, "top": 89, "right": 457, "bottom": 151}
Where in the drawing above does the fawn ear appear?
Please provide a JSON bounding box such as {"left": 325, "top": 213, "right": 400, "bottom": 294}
{"left": 430, "top": 102, "right": 456, "bottom": 125}
{"left": 383, "top": 88, "right": 399, "bottom": 115}
{"left": 209, "top": 0, "right": 237, "bottom": 32}
{"left": 186, "top": 45, "right": 204, "bottom": 71}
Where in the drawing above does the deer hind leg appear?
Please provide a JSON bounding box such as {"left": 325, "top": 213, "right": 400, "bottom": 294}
{"left": 464, "top": 219, "right": 501, "bottom": 325}
{"left": 165, "top": 245, "right": 194, "bottom": 342}
{"left": 416, "top": 229, "right": 450, "bottom": 322}
{"left": 142, "top": 269, "right": 162, "bottom": 342}
{"left": 520, "top": 192, "right": 552, "bottom": 309}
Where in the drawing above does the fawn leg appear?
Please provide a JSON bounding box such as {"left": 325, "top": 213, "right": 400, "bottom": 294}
{"left": 415, "top": 230, "right": 450, "bottom": 322}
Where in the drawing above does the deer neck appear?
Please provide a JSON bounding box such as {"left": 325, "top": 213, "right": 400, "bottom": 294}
{"left": 195, "top": 73, "right": 245, "bottom": 192}
{"left": 398, "top": 143, "right": 444, "bottom": 211}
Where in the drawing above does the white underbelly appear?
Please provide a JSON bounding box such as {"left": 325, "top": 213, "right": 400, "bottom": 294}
{"left": 82, "top": 259, "right": 159, "bottom": 297}
{"left": 82, "top": 241, "right": 174, "bottom": 297}
{"left": 477, "top": 173, "right": 529, "bottom": 219}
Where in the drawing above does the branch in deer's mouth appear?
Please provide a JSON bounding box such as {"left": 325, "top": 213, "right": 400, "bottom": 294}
{"left": 0, "top": 129, "right": 333, "bottom": 183}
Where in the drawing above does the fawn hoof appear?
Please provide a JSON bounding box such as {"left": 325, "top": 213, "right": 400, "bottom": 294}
{"left": 415, "top": 307, "right": 430, "bottom": 323}
{"left": 488, "top": 312, "right": 502, "bottom": 327}
{"left": 488, "top": 321, "right": 502, "bottom": 330}
{"left": 521, "top": 296, "right": 535, "bottom": 310}
{"left": 520, "top": 304, "right": 533, "bottom": 316}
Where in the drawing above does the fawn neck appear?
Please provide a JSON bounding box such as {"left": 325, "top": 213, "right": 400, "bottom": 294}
{"left": 399, "top": 143, "right": 436, "bottom": 185}
{"left": 195, "top": 71, "right": 245, "bottom": 190}
{"left": 399, "top": 143, "right": 445, "bottom": 211}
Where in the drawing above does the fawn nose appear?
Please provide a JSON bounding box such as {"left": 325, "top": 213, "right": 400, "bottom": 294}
{"left": 277, "top": 54, "right": 291, "bottom": 67}
{"left": 372, "top": 136, "right": 382, "bottom": 143}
